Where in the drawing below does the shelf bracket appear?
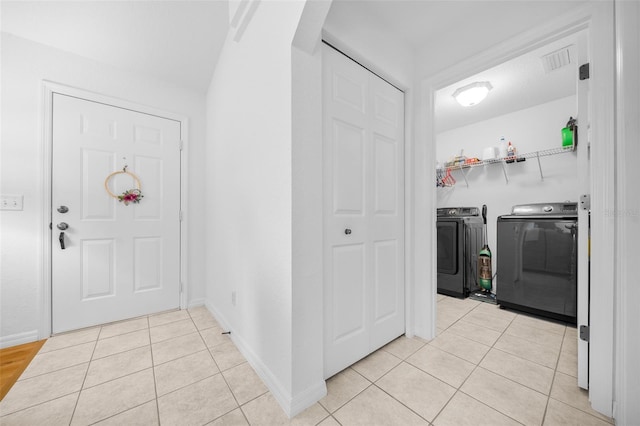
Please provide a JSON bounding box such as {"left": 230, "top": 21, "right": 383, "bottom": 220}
{"left": 500, "top": 161, "right": 509, "bottom": 184}
{"left": 461, "top": 168, "right": 469, "bottom": 187}
{"left": 536, "top": 151, "right": 544, "bottom": 180}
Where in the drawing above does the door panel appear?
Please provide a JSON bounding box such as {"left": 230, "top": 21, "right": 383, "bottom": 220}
{"left": 81, "top": 239, "right": 114, "bottom": 299}
{"left": 373, "top": 134, "right": 397, "bottom": 214}
{"left": 134, "top": 237, "right": 163, "bottom": 291}
{"left": 82, "top": 150, "right": 115, "bottom": 219}
{"left": 373, "top": 239, "right": 398, "bottom": 321}
{"left": 331, "top": 244, "right": 366, "bottom": 341}
{"left": 333, "top": 71, "right": 366, "bottom": 112}
{"left": 323, "top": 44, "right": 405, "bottom": 378}
{"left": 332, "top": 120, "right": 365, "bottom": 215}
{"left": 52, "top": 93, "right": 181, "bottom": 334}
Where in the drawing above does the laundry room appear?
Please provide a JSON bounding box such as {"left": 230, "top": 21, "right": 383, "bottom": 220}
{"left": 435, "top": 30, "right": 588, "bottom": 319}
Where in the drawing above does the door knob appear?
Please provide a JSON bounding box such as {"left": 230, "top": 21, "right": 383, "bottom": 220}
{"left": 57, "top": 222, "right": 69, "bottom": 230}
{"left": 344, "top": 228, "right": 352, "bottom": 235}
{"left": 57, "top": 206, "right": 69, "bottom": 213}
{"left": 59, "top": 232, "right": 66, "bottom": 250}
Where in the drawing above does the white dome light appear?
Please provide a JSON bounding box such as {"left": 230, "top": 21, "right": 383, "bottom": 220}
{"left": 452, "top": 81, "right": 493, "bottom": 107}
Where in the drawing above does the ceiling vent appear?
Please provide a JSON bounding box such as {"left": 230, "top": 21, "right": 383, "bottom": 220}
{"left": 541, "top": 46, "right": 572, "bottom": 73}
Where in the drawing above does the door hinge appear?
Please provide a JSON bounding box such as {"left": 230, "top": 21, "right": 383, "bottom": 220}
{"left": 180, "top": 282, "right": 183, "bottom": 293}
{"left": 579, "top": 63, "right": 590, "bottom": 80}
{"left": 579, "top": 325, "right": 590, "bottom": 342}
{"left": 179, "top": 210, "right": 183, "bottom": 222}
{"left": 179, "top": 140, "right": 184, "bottom": 151}
{"left": 580, "top": 194, "right": 591, "bottom": 210}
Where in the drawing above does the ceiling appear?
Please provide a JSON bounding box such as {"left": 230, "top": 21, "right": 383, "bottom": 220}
{"left": 435, "top": 33, "right": 581, "bottom": 133}
{"left": 327, "top": 1, "right": 580, "bottom": 52}
{"left": 2, "top": 0, "right": 584, "bottom": 129}
{"left": 326, "top": 0, "right": 586, "bottom": 132}
{"left": 0, "top": 0, "right": 229, "bottom": 92}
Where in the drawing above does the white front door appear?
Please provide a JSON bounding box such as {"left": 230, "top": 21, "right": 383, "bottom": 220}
{"left": 51, "top": 93, "right": 181, "bottom": 334}
{"left": 323, "top": 44, "right": 405, "bottom": 379}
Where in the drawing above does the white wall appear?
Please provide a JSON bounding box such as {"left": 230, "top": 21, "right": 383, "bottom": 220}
{"left": 0, "top": 33, "right": 207, "bottom": 347}
{"left": 322, "top": 8, "right": 414, "bottom": 89}
{"left": 204, "top": 0, "right": 307, "bottom": 417}
{"left": 436, "top": 96, "right": 578, "bottom": 290}
{"left": 615, "top": 1, "right": 640, "bottom": 423}
{"left": 204, "top": 0, "right": 419, "bottom": 415}
{"left": 290, "top": 0, "right": 332, "bottom": 411}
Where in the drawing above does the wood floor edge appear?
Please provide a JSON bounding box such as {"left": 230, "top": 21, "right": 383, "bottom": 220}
{"left": 0, "top": 339, "right": 47, "bottom": 401}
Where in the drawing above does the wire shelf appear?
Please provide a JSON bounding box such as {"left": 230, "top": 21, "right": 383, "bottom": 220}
{"left": 436, "top": 145, "right": 576, "bottom": 186}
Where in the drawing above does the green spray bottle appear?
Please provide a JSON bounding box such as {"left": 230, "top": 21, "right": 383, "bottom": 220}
{"left": 478, "top": 204, "right": 492, "bottom": 292}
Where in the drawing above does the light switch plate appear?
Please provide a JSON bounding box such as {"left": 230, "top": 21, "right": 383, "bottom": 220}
{"left": 1, "top": 195, "right": 24, "bottom": 211}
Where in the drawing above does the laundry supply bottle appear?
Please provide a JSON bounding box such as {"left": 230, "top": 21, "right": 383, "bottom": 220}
{"left": 498, "top": 137, "right": 508, "bottom": 158}
{"left": 506, "top": 141, "right": 516, "bottom": 163}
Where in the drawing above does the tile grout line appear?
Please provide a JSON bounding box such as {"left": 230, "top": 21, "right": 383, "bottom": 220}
{"left": 190, "top": 309, "right": 250, "bottom": 426}
{"left": 3, "top": 303, "right": 595, "bottom": 425}
{"left": 146, "top": 315, "right": 162, "bottom": 426}
{"left": 2, "top": 309, "right": 235, "bottom": 424}
{"left": 13, "top": 343, "right": 95, "bottom": 383}
{"left": 325, "top": 367, "right": 376, "bottom": 416}
{"left": 0, "top": 389, "right": 81, "bottom": 421}
{"left": 540, "top": 324, "right": 568, "bottom": 426}
{"left": 369, "top": 356, "right": 454, "bottom": 425}
{"left": 81, "top": 314, "right": 173, "bottom": 424}
{"left": 83, "top": 318, "right": 158, "bottom": 425}
{"left": 346, "top": 324, "right": 473, "bottom": 425}
{"left": 69, "top": 323, "right": 103, "bottom": 425}
{"left": 429, "top": 300, "right": 525, "bottom": 426}
{"left": 544, "top": 327, "right": 613, "bottom": 424}
{"left": 437, "top": 299, "right": 601, "bottom": 425}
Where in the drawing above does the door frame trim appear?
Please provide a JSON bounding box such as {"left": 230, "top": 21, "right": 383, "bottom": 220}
{"left": 39, "top": 80, "right": 189, "bottom": 337}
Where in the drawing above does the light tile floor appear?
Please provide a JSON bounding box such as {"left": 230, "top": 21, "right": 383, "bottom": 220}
{"left": 0, "top": 297, "right": 615, "bottom": 425}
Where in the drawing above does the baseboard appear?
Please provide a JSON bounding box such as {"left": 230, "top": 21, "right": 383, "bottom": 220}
{"left": 204, "top": 301, "right": 325, "bottom": 417}
{"left": 187, "top": 298, "right": 206, "bottom": 309}
{"left": 289, "top": 380, "right": 327, "bottom": 417}
{"left": 0, "top": 330, "right": 39, "bottom": 349}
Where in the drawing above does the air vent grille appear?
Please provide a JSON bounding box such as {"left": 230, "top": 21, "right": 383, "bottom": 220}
{"left": 541, "top": 46, "right": 572, "bottom": 73}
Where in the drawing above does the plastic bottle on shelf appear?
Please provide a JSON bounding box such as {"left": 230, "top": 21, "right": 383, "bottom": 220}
{"left": 506, "top": 141, "right": 516, "bottom": 163}
{"left": 498, "top": 137, "right": 508, "bottom": 158}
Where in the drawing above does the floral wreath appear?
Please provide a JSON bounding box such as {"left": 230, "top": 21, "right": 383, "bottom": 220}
{"left": 117, "top": 188, "right": 144, "bottom": 205}
{"left": 104, "top": 166, "right": 144, "bottom": 206}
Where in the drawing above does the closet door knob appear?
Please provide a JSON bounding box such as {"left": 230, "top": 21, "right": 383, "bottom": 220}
{"left": 344, "top": 229, "right": 352, "bottom": 235}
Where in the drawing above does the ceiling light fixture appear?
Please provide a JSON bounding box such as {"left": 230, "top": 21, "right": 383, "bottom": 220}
{"left": 452, "top": 81, "right": 493, "bottom": 107}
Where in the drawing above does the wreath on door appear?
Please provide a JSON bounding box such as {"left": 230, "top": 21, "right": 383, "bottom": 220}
{"left": 104, "top": 166, "right": 144, "bottom": 205}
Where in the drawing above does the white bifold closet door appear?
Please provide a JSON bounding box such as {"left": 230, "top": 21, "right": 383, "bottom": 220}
{"left": 322, "top": 44, "right": 405, "bottom": 379}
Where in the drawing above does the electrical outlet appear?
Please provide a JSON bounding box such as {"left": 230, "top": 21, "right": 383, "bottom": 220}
{"left": 1, "top": 195, "right": 23, "bottom": 211}
{"left": 231, "top": 291, "right": 237, "bottom": 306}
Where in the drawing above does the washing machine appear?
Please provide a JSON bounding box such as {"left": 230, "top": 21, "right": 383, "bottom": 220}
{"left": 497, "top": 202, "right": 578, "bottom": 323}
{"left": 437, "top": 207, "right": 483, "bottom": 298}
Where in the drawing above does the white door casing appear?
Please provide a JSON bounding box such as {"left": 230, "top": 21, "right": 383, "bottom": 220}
{"left": 323, "top": 44, "right": 405, "bottom": 379}
{"left": 51, "top": 93, "right": 181, "bottom": 333}
{"left": 575, "top": 31, "right": 590, "bottom": 390}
